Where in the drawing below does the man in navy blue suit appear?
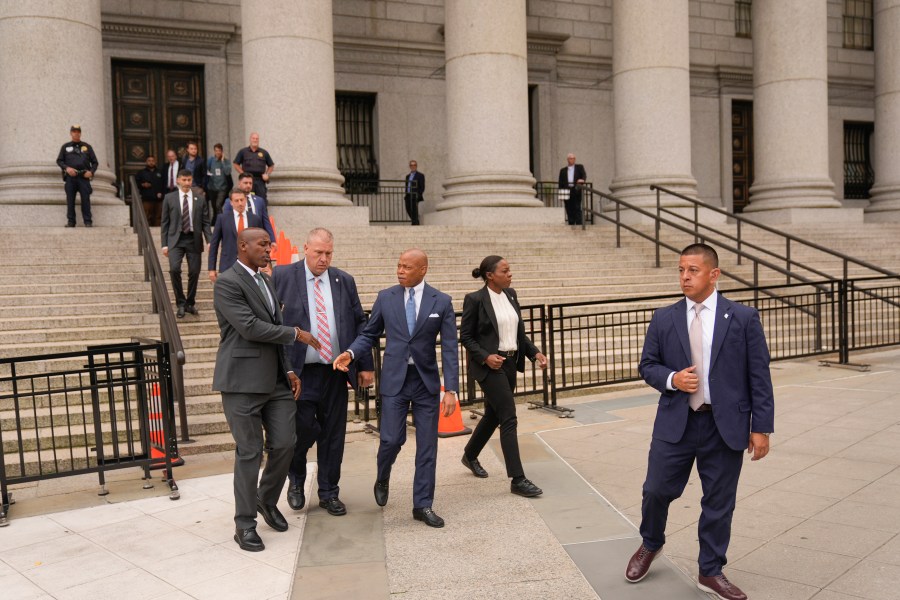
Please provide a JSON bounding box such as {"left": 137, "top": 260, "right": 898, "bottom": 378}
{"left": 333, "top": 249, "right": 459, "bottom": 528}
{"left": 272, "top": 228, "right": 374, "bottom": 516}
{"left": 208, "top": 189, "right": 262, "bottom": 282}
{"left": 225, "top": 173, "right": 276, "bottom": 251}
{"left": 625, "top": 243, "right": 774, "bottom": 600}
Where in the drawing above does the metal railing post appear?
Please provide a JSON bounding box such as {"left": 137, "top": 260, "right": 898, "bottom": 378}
{"left": 786, "top": 239, "right": 791, "bottom": 285}
{"left": 655, "top": 188, "right": 661, "bottom": 268}
{"left": 838, "top": 279, "right": 849, "bottom": 364}
{"left": 736, "top": 220, "right": 742, "bottom": 265}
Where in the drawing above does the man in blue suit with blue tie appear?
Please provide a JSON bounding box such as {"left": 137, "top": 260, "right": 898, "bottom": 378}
{"left": 334, "top": 249, "right": 459, "bottom": 528}
{"left": 625, "top": 244, "right": 774, "bottom": 600}
{"left": 272, "top": 228, "right": 374, "bottom": 517}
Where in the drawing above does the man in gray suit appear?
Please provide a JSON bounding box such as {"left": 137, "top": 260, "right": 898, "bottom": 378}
{"left": 212, "top": 227, "right": 319, "bottom": 552}
{"left": 161, "top": 169, "right": 211, "bottom": 318}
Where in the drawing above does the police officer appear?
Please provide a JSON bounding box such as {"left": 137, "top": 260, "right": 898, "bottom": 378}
{"left": 232, "top": 132, "right": 274, "bottom": 199}
{"left": 57, "top": 125, "right": 99, "bottom": 227}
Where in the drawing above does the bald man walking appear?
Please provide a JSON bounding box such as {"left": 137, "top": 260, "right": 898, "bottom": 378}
{"left": 334, "top": 249, "right": 459, "bottom": 528}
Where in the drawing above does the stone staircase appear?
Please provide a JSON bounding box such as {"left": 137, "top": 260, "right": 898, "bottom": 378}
{"left": 1, "top": 220, "right": 898, "bottom": 466}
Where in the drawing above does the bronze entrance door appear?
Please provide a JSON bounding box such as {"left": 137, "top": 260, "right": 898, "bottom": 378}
{"left": 111, "top": 61, "right": 206, "bottom": 188}
{"left": 731, "top": 100, "right": 754, "bottom": 213}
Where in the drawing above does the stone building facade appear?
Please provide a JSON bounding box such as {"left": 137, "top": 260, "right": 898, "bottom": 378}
{"left": 0, "top": 0, "right": 896, "bottom": 227}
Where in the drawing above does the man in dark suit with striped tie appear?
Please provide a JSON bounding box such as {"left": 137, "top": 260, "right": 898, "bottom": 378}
{"left": 161, "top": 169, "right": 211, "bottom": 318}
{"left": 272, "top": 228, "right": 374, "bottom": 516}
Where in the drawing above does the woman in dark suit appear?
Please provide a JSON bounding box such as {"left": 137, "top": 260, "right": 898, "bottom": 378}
{"left": 459, "top": 255, "right": 548, "bottom": 497}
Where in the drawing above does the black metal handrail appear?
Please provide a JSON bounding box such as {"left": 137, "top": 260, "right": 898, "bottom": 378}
{"left": 129, "top": 176, "right": 189, "bottom": 442}
{"left": 345, "top": 179, "right": 417, "bottom": 224}
{"left": 535, "top": 181, "right": 594, "bottom": 226}
{"left": 649, "top": 184, "right": 897, "bottom": 281}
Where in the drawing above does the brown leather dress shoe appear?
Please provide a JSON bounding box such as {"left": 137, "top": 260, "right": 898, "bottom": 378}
{"left": 697, "top": 574, "right": 748, "bottom": 600}
{"left": 625, "top": 543, "right": 662, "bottom": 583}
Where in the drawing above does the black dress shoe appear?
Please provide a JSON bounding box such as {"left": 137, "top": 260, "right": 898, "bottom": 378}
{"left": 461, "top": 454, "right": 488, "bottom": 478}
{"left": 184, "top": 305, "right": 198, "bottom": 315}
{"left": 234, "top": 527, "right": 265, "bottom": 552}
{"left": 256, "top": 499, "right": 288, "bottom": 532}
{"left": 319, "top": 497, "right": 347, "bottom": 516}
{"left": 176, "top": 306, "right": 185, "bottom": 318}
{"left": 511, "top": 478, "right": 543, "bottom": 497}
{"left": 286, "top": 484, "right": 305, "bottom": 510}
{"left": 412, "top": 507, "right": 445, "bottom": 528}
{"left": 84, "top": 223, "right": 93, "bottom": 228}
{"left": 374, "top": 480, "right": 389, "bottom": 507}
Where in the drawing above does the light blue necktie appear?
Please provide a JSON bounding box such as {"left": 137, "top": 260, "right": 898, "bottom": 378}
{"left": 406, "top": 288, "right": 416, "bottom": 336}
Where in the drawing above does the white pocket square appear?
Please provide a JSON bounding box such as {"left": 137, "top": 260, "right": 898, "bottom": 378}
{"left": 429, "top": 313, "right": 440, "bottom": 318}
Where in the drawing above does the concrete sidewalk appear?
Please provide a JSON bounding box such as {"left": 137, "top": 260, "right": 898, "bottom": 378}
{"left": 1, "top": 349, "right": 899, "bottom": 599}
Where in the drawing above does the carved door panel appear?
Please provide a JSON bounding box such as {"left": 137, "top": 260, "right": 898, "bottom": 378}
{"left": 731, "top": 100, "right": 754, "bottom": 213}
{"left": 112, "top": 61, "right": 205, "bottom": 188}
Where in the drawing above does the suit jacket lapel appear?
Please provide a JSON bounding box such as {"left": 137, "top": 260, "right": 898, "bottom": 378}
{"left": 328, "top": 268, "right": 342, "bottom": 334}
{"left": 234, "top": 263, "right": 274, "bottom": 322}
{"left": 481, "top": 287, "right": 499, "bottom": 335}
{"left": 709, "top": 295, "right": 733, "bottom": 372}
{"left": 413, "top": 284, "right": 437, "bottom": 337}
{"left": 671, "top": 298, "right": 691, "bottom": 364}
{"left": 296, "top": 261, "right": 310, "bottom": 328}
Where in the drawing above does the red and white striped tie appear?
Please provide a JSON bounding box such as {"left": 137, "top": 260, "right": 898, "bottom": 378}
{"left": 314, "top": 277, "right": 333, "bottom": 362}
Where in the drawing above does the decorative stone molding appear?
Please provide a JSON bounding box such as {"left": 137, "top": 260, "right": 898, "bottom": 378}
{"left": 101, "top": 15, "right": 235, "bottom": 50}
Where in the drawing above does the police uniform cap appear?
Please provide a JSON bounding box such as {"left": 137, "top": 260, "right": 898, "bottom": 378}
{"left": 70, "top": 124, "right": 81, "bottom": 131}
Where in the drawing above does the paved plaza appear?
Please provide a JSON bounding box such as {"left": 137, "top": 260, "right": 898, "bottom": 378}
{"left": 2, "top": 349, "right": 899, "bottom": 599}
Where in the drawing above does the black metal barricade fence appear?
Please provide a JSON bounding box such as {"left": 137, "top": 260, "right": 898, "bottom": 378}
{"left": 535, "top": 181, "right": 594, "bottom": 225}
{"left": 345, "top": 179, "right": 416, "bottom": 224}
{"left": 355, "top": 278, "right": 898, "bottom": 424}
{"left": 353, "top": 305, "right": 554, "bottom": 432}
{"left": 0, "top": 341, "right": 181, "bottom": 526}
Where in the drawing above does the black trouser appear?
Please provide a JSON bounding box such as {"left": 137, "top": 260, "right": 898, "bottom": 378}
{"left": 221, "top": 380, "right": 297, "bottom": 529}
{"left": 404, "top": 193, "right": 420, "bottom": 225}
{"left": 65, "top": 176, "right": 93, "bottom": 225}
{"left": 288, "top": 363, "right": 349, "bottom": 500}
{"left": 209, "top": 189, "right": 227, "bottom": 226}
{"left": 464, "top": 357, "right": 524, "bottom": 478}
{"left": 142, "top": 200, "right": 162, "bottom": 227}
{"left": 251, "top": 176, "right": 267, "bottom": 199}
{"left": 564, "top": 192, "right": 583, "bottom": 225}
{"left": 168, "top": 233, "right": 201, "bottom": 308}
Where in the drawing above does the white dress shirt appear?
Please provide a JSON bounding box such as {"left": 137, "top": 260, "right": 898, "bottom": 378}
{"left": 567, "top": 164, "right": 575, "bottom": 185}
{"left": 488, "top": 288, "right": 519, "bottom": 351}
{"left": 666, "top": 290, "right": 718, "bottom": 405}
{"left": 405, "top": 280, "right": 425, "bottom": 364}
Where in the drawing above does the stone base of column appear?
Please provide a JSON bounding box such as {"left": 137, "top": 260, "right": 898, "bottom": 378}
{"left": 0, "top": 167, "right": 119, "bottom": 204}
{"left": 439, "top": 173, "right": 542, "bottom": 210}
{"left": 864, "top": 185, "right": 900, "bottom": 221}
{"left": 268, "top": 205, "right": 370, "bottom": 240}
{"left": 742, "top": 207, "right": 864, "bottom": 225}
{"left": 422, "top": 206, "right": 560, "bottom": 226}
{"left": 266, "top": 168, "right": 350, "bottom": 207}
{"left": 1, "top": 201, "right": 129, "bottom": 227}
{"left": 608, "top": 175, "right": 699, "bottom": 208}
{"left": 746, "top": 178, "right": 840, "bottom": 211}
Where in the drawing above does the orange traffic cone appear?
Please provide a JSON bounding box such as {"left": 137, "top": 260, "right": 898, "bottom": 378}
{"left": 437, "top": 388, "right": 472, "bottom": 438}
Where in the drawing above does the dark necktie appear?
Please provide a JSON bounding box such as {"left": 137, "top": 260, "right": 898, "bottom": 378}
{"left": 181, "top": 194, "right": 191, "bottom": 234}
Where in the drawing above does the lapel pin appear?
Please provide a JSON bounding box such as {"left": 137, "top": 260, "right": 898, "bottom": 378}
{"left": 724, "top": 314, "right": 730, "bottom": 319}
